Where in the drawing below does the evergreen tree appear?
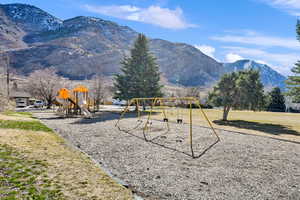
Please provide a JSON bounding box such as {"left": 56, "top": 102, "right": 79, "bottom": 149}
{"left": 286, "top": 21, "right": 300, "bottom": 102}
{"left": 208, "top": 72, "right": 238, "bottom": 121}
{"left": 209, "top": 69, "right": 264, "bottom": 121}
{"left": 114, "top": 34, "right": 163, "bottom": 100}
{"left": 234, "top": 69, "right": 265, "bottom": 111}
{"left": 267, "top": 87, "right": 286, "bottom": 112}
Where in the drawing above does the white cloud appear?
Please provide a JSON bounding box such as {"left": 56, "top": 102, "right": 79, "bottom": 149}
{"left": 83, "top": 4, "right": 196, "bottom": 29}
{"left": 225, "top": 53, "right": 244, "bottom": 63}
{"left": 266, "top": 0, "right": 300, "bottom": 9}
{"left": 223, "top": 46, "right": 266, "bottom": 55}
{"left": 194, "top": 45, "right": 216, "bottom": 58}
{"left": 261, "top": 0, "right": 300, "bottom": 15}
{"left": 211, "top": 31, "right": 300, "bottom": 50}
{"left": 222, "top": 46, "right": 298, "bottom": 75}
{"left": 256, "top": 60, "right": 270, "bottom": 65}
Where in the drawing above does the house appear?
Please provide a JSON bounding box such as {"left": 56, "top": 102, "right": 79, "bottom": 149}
{"left": 285, "top": 97, "right": 300, "bottom": 113}
{"left": 10, "top": 91, "right": 31, "bottom": 108}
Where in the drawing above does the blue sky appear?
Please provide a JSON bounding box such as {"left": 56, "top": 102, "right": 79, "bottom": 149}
{"left": 2, "top": 0, "right": 300, "bottom": 76}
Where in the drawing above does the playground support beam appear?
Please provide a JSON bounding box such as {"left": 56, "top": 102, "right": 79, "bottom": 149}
{"left": 189, "top": 100, "right": 194, "bottom": 158}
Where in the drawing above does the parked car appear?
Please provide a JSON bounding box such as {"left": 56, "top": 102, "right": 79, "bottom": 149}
{"left": 34, "top": 100, "right": 44, "bottom": 108}
{"left": 112, "top": 99, "right": 127, "bottom": 106}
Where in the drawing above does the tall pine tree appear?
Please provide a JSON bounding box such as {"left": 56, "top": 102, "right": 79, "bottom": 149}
{"left": 114, "top": 34, "right": 163, "bottom": 100}
{"left": 267, "top": 87, "right": 286, "bottom": 112}
{"left": 286, "top": 21, "right": 300, "bottom": 102}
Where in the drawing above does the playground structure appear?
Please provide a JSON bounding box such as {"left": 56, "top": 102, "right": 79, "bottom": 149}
{"left": 115, "top": 97, "right": 220, "bottom": 158}
{"left": 56, "top": 85, "right": 92, "bottom": 118}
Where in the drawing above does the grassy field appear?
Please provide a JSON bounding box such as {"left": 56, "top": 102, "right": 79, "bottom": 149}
{"left": 142, "top": 108, "right": 300, "bottom": 142}
{"left": 3, "top": 111, "right": 33, "bottom": 118}
{"left": 0, "top": 112, "right": 133, "bottom": 200}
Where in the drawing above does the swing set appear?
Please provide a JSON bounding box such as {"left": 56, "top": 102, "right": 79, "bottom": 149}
{"left": 115, "top": 97, "right": 220, "bottom": 158}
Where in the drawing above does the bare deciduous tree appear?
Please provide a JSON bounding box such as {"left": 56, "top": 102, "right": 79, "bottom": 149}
{"left": 0, "top": 53, "right": 11, "bottom": 110}
{"left": 175, "top": 87, "right": 200, "bottom": 98}
{"left": 0, "top": 57, "right": 6, "bottom": 101}
{"left": 0, "top": 93, "right": 6, "bottom": 111}
{"left": 185, "top": 87, "right": 201, "bottom": 99}
{"left": 26, "top": 67, "right": 65, "bottom": 109}
{"left": 174, "top": 86, "right": 201, "bottom": 105}
{"left": 90, "top": 75, "right": 105, "bottom": 111}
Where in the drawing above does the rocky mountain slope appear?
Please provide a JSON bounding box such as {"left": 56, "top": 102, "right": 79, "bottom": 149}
{"left": 0, "top": 6, "right": 27, "bottom": 50}
{"left": 0, "top": 3, "right": 223, "bottom": 87}
{"left": 0, "top": 3, "right": 286, "bottom": 89}
{"left": 2, "top": 4, "right": 62, "bottom": 33}
{"left": 223, "top": 60, "right": 287, "bottom": 90}
{"left": 150, "top": 39, "right": 223, "bottom": 86}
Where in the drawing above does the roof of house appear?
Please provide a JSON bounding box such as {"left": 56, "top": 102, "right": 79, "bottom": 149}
{"left": 10, "top": 90, "right": 31, "bottom": 98}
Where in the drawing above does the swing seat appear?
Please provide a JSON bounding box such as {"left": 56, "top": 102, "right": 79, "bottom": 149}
{"left": 177, "top": 119, "right": 183, "bottom": 124}
{"left": 163, "top": 118, "right": 168, "bottom": 122}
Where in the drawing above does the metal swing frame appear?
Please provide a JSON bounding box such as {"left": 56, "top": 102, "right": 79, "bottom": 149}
{"left": 115, "top": 97, "right": 220, "bottom": 158}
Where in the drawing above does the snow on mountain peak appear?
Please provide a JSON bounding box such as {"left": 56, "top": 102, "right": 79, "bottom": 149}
{"left": 223, "top": 60, "right": 287, "bottom": 90}
{"left": 1, "top": 3, "right": 62, "bottom": 32}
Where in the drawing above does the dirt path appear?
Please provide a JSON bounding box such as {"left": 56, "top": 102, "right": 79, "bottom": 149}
{"left": 35, "top": 111, "right": 300, "bottom": 200}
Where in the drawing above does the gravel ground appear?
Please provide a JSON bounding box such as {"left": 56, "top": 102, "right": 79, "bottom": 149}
{"left": 34, "top": 111, "right": 300, "bottom": 200}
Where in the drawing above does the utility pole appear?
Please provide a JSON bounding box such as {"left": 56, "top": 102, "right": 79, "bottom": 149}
{"left": 5, "top": 54, "right": 10, "bottom": 102}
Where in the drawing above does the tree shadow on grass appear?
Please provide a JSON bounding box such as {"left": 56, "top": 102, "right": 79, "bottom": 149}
{"left": 213, "top": 120, "right": 300, "bottom": 136}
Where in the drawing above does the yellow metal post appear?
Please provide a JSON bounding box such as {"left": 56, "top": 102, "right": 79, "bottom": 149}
{"left": 195, "top": 100, "right": 220, "bottom": 141}
{"left": 143, "top": 98, "right": 157, "bottom": 141}
{"left": 115, "top": 99, "right": 134, "bottom": 127}
{"left": 160, "top": 99, "right": 170, "bottom": 131}
{"left": 189, "top": 100, "right": 195, "bottom": 158}
{"left": 137, "top": 99, "right": 141, "bottom": 120}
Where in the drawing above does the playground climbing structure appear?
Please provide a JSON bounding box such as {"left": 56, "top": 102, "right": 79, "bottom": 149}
{"left": 56, "top": 85, "right": 92, "bottom": 118}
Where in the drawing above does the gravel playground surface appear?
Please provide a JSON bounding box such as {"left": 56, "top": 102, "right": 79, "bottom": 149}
{"left": 34, "top": 111, "right": 300, "bottom": 200}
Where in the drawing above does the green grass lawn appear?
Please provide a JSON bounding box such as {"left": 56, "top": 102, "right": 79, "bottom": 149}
{"left": 3, "top": 111, "right": 33, "bottom": 118}
{"left": 139, "top": 108, "right": 300, "bottom": 142}
{"left": 0, "top": 112, "right": 133, "bottom": 200}
{"left": 0, "top": 144, "right": 64, "bottom": 199}
{"left": 0, "top": 120, "right": 53, "bottom": 132}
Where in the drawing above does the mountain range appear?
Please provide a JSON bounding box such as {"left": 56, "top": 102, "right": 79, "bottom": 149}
{"left": 0, "top": 3, "right": 286, "bottom": 89}
{"left": 223, "top": 60, "right": 287, "bottom": 90}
